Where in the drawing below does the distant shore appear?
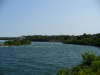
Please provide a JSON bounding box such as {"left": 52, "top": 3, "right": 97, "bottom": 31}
{"left": 0, "top": 33, "right": 100, "bottom": 47}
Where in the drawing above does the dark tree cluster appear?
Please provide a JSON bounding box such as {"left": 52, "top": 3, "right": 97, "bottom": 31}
{"left": 24, "top": 35, "right": 70, "bottom": 42}
{"left": 63, "top": 33, "right": 100, "bottom": 47}
{"left": 4, "top": 40, "right": 31, "bottom": 46}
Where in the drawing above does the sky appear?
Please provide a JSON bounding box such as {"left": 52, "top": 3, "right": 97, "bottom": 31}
{"left": 0, "top": 0, "right": 100, "bottom": 37}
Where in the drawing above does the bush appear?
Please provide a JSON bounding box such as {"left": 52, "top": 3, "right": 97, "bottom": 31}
{"left": 4, "top": 40, "right": 31, "bottom": 46}
{"left": 57, "top": 51, "right": 100, "bottom": 75}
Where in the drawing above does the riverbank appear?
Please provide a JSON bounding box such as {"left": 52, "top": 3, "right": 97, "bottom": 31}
{"left": 24, "top": 33, "right": 100, "bottom": 47}
{"left": 63, "top": 38, "right": 100, "bottom": 47}
{"left": 0, "top": 33, "right": 100, "bottom": 47}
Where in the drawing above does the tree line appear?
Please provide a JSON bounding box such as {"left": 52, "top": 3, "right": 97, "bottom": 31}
{"left": 0, "top": 33, "right": 100, "bottom": 47}
{"left": 24, "top": 33, "right": 100, "bottom": 47}
{"left": 0, "top": 37, "right": 15, "bottom": 40}
{"left": 24, "top": 35, "right": 70, "bottom": 42}
{"left": 63, "top": 33, "right": 100, "bottom": 47}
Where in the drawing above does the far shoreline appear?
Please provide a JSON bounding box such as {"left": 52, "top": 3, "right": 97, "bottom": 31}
{"left": 0, "top": 41, "right": 99, "bottom": 49}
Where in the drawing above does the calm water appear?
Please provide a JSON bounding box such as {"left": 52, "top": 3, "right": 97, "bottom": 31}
{"left": 0, "top": 41, "right": 100, "bottom": 75}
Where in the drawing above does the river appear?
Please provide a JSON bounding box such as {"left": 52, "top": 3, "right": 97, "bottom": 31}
{"left": 0, "top": 41, "right": 100, "bottom": 75}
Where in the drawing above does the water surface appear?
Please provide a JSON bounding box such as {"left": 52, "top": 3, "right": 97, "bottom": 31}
{"left": 0, "top": 41, "right": 100, "bottom": 75}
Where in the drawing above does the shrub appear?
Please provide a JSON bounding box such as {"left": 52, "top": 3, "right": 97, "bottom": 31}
{"left": 57, "top": 51, "right": 100, "bottom": 75}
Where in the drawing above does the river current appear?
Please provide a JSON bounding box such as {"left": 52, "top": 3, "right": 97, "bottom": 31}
{"left": 0, "top": 41, "right": 100, "bottom": 75}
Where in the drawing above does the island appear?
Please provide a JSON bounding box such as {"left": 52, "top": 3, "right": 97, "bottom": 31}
{"left": 1, "top": 40, "right": 31, "bottom": 46}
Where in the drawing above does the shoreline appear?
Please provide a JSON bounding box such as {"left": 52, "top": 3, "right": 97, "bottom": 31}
{"left": 0, "top": 40, "right": 100, "bottom": 48}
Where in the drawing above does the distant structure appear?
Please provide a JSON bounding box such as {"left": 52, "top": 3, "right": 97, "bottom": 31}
{"left": 61, "top": 32, "right": 62, "bottom": 35}
{"left": 16, "top": 36, "right": 25, "bottom": 40}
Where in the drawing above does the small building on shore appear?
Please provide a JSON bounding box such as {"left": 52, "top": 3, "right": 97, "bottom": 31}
{"left": 15, "top": 36, "right": 25, "bottom": 40}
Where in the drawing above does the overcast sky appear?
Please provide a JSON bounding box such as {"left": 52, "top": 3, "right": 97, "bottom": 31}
{"left": 0, "top": 0, "right": 100, "bottom": 37}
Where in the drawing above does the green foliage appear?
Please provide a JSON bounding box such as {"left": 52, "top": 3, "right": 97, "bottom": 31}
{"left": 57, "top": 51, "right": 100, "bottom": 75}
{"left": 81, "top": 51, "right": 99, "bottom": 66}
{"left": 20, "top": 40, "right": 31, "bottom": 45}
{"left": 57, "top": 68, "right": 71, "bottom": 75}
{"left": 4, "top": 40, "right": 31, "bottom": 46}
{"left": 1, "top": 33, "right": 100, "bottom": 47}
{"left": 24, "top": 35, "right": 70, "bottom": 42}
{"left": 57, "top": 69, "right": 66, "bottom": 75}
{"left": 64, "top": 33, "right": 100, "bottom": 47}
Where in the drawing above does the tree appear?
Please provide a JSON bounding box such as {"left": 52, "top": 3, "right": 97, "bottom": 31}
{"left": 57, "top": 51, "right": 100, "bottom": 75}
